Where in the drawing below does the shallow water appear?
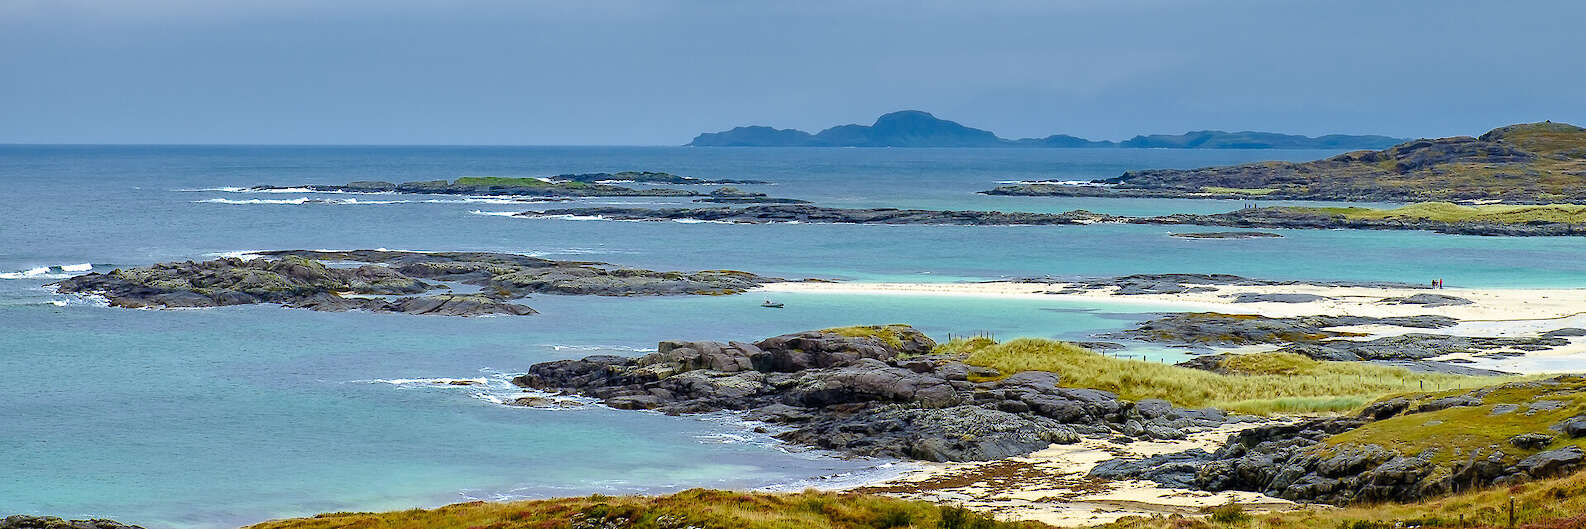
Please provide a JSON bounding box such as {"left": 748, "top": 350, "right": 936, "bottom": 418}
{"left": 3, "top": 145, "right": 1582, "bottom": 527}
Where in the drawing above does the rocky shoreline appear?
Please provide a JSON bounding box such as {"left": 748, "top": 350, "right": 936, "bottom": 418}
{"left": 513, "top": 204, "right": 1586, "bottom": 236}
{"left": 514, "top": 325, "right": 1248, "bottom": 462}
{"left": 1110, "top": 312, "right": 1574, "bottom": 363}
{"left": 250, "top": 172, "right": 754, "bottom": 198}
{"left": 1094, "top": 376, "right": 1586, "bottom": 505}
{"left": 53, "top": 250, "right": 773, "bottom": 316}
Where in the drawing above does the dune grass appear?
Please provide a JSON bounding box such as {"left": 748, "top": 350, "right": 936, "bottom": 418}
{"left": 961, "top": 338, "right": 1514, "bottom": 414}
{"left": 1099, "top": 464, "right": 1586, "bottom": 529}
{"left": 1300, "top": 201, "right": 1586, "bottom": 224}
{"left": 243, "top": 489, "right": 1047, "bottom": 529}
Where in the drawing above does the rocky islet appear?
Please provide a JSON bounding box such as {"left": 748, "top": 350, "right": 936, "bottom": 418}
{"left": 52, "top": 250, "right": 774, "bottom": 316}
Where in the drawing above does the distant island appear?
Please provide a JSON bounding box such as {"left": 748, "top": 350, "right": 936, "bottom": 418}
{"left": 687, "top": 110, "right": 1404, "bottom": 149}
{"left": 984, "top": 121, "right": 1586, "bottom": 203}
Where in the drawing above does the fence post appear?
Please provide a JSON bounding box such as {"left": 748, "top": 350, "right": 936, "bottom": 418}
{"left": 1508, "top": 497, "right": 1515, "bottom": 528}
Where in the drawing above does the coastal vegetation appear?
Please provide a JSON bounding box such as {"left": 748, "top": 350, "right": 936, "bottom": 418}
{"left": 242, "top": 489, "right": 1047, "bottom": 529}
{"left": 1325, "top": 378, "right": 1586, "bottom": 468}
{"left": 959, "top": 338, "right": 1513, "bottom": 414}
{"left": 982, "top": 122, "right": 1586, "bottom": 203}
{"left": 521, "top": 203, "right": 1586, "bottom": 236}
{"left": 1294, "top": 201, "right": 1586, "bottom": 224}
{"left": 1101, "top": 464, "right": 1586, "bottom": 529}
{"left": 821, "top": 324, "right": 918, "bottom": 350}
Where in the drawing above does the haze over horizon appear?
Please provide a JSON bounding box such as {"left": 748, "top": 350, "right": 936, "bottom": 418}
{"left": 3, "top": 0, "right": 1583, "bottom": 145}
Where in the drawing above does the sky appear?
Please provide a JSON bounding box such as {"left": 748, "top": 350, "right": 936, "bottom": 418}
{"left": 1, "top": 0, "right": 1582, "bottom": 145}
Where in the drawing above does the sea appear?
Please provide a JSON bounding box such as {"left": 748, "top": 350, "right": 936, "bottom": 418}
{"left": 5, "top": 145, "right": 1586, "bottom": 528}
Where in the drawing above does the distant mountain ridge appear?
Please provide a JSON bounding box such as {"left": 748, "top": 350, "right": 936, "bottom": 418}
{"left": 688, "top": 110, "right": 1404, "bottom": 149}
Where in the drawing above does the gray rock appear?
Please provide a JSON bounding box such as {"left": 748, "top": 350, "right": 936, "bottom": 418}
{"left": 1090, "top": 449, "right": 1215, "bottom": 488}
{"left": 1, "top": 516, "right": 145, "bottom": 529}
{"left": 1230, "top": 293, "right": 1326, "bottom": 303}
{"left": 1552, "top": 416, "right": 1586, "bottom": 438}
{"left": 1509, "top": 433, "right": 1555, "bottom": 450}
{"left": 1516, "top": 446, "right": 1585, "bottom": 478}
{"left": 516, "top": 325, "right": 1228, "bottom": 462}
{"left": 1379, "top": 293, "right": 1475, "bottom": 307}
{"left": 53, "top": 250, "right": 779, "bottom": 316}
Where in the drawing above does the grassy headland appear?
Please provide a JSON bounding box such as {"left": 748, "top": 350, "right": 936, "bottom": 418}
{"left": 985, "top": 122, "right": 1586, "bottom": 203}
{"left": 949, "top": 337, "right": 1515, "bottom": 414}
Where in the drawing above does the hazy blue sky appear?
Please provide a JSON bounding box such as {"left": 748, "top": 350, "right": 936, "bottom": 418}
{"left": 2, "top": 0, "right": 1582, "bottom": 145}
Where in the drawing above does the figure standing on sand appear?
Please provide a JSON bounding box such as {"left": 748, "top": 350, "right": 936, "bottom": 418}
{"left": 1431, "top": 279, "right": 1444, "bottom": 289}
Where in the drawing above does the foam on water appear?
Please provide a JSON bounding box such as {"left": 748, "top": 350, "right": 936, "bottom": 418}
{"left": 467, "top": 210, "right": 521, "bottom": 217}
{"left": 0, "top": 263, "right": 94, "bottom": 280}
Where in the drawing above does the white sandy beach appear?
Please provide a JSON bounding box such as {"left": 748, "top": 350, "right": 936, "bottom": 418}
{"left": 757, "top": 280, "right": 1586, "bottom": 374}
{"left": 756, "top": 281, "right": 1586, "bottom": 321}
{"left": 847, "top": 423, "right": 1297, "bottom": 526}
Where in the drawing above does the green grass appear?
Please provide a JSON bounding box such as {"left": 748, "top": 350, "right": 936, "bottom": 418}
{"left": 1198, "top": 186, "right": 1277, "bottom": 195}
{"left": 1298, "top": 201, "right": 1586, "bottom": 224}
{"left": 1098, "top": 456, "right": 1586, "bottom": 529}
{"left": 1324, "top": 377, "right": 1586, "bottom": 467}
{"left": 932, "top": 337, "right": 998, "bottom": 356}
{"left": 820, "top": 324, "right": 915, "bottom": 351}
{"left": 243, "top": 489, "right": 1048, "bottom": 529}
{"left": 961, "top": 339, "right": 1515, "bottom": 414}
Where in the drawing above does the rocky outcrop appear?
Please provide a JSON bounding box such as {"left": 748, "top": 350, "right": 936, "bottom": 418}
{"left": 1169, "top": 231, "right": 1283, "bottom": 239}
{"left": 1379, "top": 293, "right": 1474, "bottom": 307}
{"left": 1115, "top": 312, "right": 1566, "bottom": 361}
{"left": 1, "top": 516, "right": 144, "bottom": 529}
{"left": 516, "top": 203, "right": 1586, "bottom": 236}
{"left": 515, "top": 325, "right": 1234, "bottom": 461}
{"left": 1091, "top": 376, "right": 1586, "bottom": 505}
{"left": 522, "top": 205, "right": 1120, "bottom": 226}
{"left": 52, "top": 250, "right": 774, "bottom": 316}
{"left": 1108, "top": 312, "right": 1456, "bottom": 347}
{"left": 250, "top": 172, "right": 764, "bottom": 197}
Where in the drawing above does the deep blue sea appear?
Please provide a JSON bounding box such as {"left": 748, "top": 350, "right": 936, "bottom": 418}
{"left": 5, "top": 145, "right": 1586, "bottom": 528}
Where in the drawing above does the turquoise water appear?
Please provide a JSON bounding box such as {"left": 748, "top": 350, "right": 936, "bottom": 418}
{"left": 4, "top": 145, "right": 1585, "bottom": 527}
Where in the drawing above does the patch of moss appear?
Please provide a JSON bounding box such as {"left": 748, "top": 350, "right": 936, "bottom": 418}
{"left": 820, "top": 324, "right": 914, "bottom": 350}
